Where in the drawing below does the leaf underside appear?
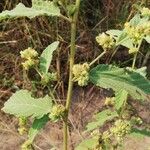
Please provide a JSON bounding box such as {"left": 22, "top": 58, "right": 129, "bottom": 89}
{"left": 39, "top": 41, "right": 59, "bottom": 74}
{"left": 0, "top": 1, "right": 60, "bottom": 21}
{"left": 2, "top": 90, "right": 53, "bottom": 118}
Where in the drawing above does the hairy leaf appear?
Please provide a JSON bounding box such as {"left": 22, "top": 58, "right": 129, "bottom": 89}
{"left": 134, "top": 67, "right": 147, "bottom": 77}
{"left": 144, "top": 36, "right": 150, "bottom": 44}
{"left": 130, "top": 128, "right": 150, "bottom": 139}
{"left": 0, "top": 2, "right": 60, "bottom": 21}
{"left": 129, "top": 14, "right": 141, "bottom": 26}
{"left": 29, "top": 115, "right": 49, "bottom": 142}
{"left": 116, "top": 32, "right": 134, "bottom": 49}
{"left": 39, "top": 41, "right": 59, "bottom": 74}
{"left": 2, "top": 90, "right": 52, "bottom": 118}
{"left": 86, "top": 109, "right": 118, "bottom": 131}
{"left": 115, "top": 90, "right": 128, "bottom": 111}
{"left": 75, "top": 137, "right": 98, "bottom": 150}
{"left": 106, "top": 30, "right": 122, "bottom": 38}
{"left": 89, "top": 64, "right": 150, "bottom": 100}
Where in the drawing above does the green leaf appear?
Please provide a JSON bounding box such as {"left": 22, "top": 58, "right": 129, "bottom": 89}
{"left": 116, "top": 32, "right": 134, "bottom": 49}
{"left": 86, "top": 109, "right": 118, "bottom": 131}
{"left": 28, "top": 115, "right": 49, "bottom": 142}
{"left": 2, "top": 90, "right": 53, "bottom": 118}
{"left": 130, "top": 128, "right": 150, "bottom": 139}
{"left": 89, "top": 64, "right": 150, "bottom": 100}
{"left": 75, "top": 137, "right": 98, "bottom": 150}
{"left": 115, "top": 90, "right": 128, "bottom": 111}
{"left": 39, "top": 41, "right": 59, "bottom": 74}
{"left": 144, "top": 36, "right": 150, "bottom": 44}
{"left": 136, "top": 67, "right": 147, "bottom": 77}
{"left": 129, "top": 14, "right": 141, "bottom": 26}
{"left": 32, "top": 0, "right": 60, "bottom": 16}
{"left": 106, "top": 30, "right": 122, "bottom": 38}
{"left": 0, "top": 2, "right": 60, "bottom": 21}
{"left": 125, "top": 67, "right": 147, "bottom": 78}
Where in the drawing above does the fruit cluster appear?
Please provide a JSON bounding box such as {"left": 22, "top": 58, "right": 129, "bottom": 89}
{"left": 49, "top": 104, "right": 66, "bottom": 122}
{"left": 20, "top": 48, "right": 39, "bottom": 70}
{"left": 72, "top": 63, "right": 89, "bottom": 86}
{"left": 18, "top": 117, "right": 27, "bottom": 136}
{"left": 96, "top": 32, "right": 115, "bottom": 50}
{"left": 110, "top": 119, "right": 131, "bottom": 141}
{"left": 124, "top": 22, "right": 150, "bottom": 45}
{"left": 141, "top": 7, "right": 150, "bottom": 17}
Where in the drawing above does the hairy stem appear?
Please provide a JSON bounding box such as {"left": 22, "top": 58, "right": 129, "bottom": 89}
{"left": 63, "top": 0, "right": 81, "bottom": 150}
{"left": 132, "top": 51, "right": 138, "bottom": 69}
{"left": 132, "top": 42, "right": 141, "bottom": 69}
{"left": 89, "top": 51, "right": 106, "bottom": 67}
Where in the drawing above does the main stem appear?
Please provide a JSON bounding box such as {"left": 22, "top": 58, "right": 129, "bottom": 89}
{"left": 63, "top": 0, "right": 80, "bottom": 150}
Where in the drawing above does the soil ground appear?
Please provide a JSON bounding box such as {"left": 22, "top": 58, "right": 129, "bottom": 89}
{"left": 0, "top": 87, "right": 150, "bottom": 150}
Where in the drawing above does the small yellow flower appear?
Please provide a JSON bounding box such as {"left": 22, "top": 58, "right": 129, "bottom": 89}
{"left": 141, "top": 7, "right": 150, "bottom": 16}
{"left": 104, "top": 97, "right": 115, "bottom": 106}
{"left": 49, "top": 104, "right": 66, "bottom": 122}
{"left": 41, "top": 73, "right": 57, "bottom": 86}
{"left": 21, "top": 140, "right": 32, "bottom": 150}
{"left": 124, "top": 21, "right": 150, "bottom": 45}
{"left": 20, "top": 47, "right": 38, "bottom": 60}
{"left": 22, "top": 59, "right": 38, "bottom": 70}
{"left": 110, "top": 119, "right": 131, "bottom": 141}
{"left": 102, "top": 131, "right": 111, "bottom": 142}
{"left": 129, "top": 47, "right": 138, "bottom": 54}
{"left": 96, "top": 32, "right": 115, "bottom": 50}
{"left": 18, "top": 117, "right": 27, "bottom": 126}
{"left": 72, "top": 63, "right": 89, "bottom": 86}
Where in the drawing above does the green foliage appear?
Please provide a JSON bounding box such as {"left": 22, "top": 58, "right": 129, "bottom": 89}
{"left": 1, "top": 1, "right": 150, "bottom": 150}
{"left": 0, "top": 1, "right": 60, "bottom": 21}
{"left": 116, "top": 32, "right": 134, "bottom": 49}
{"left": 114, "top": 90, "right": 128, "bottom": 111}
{"left": 39, "top": 41, "right": 59, "bottom": 74}
{"left": 129, "top": 14, "right": 141, "bottom": 26}
{"left": 89, "top": 64, "right": 150, "bottom": 100}
{"left": 106, "top": 13, "right": 150, "bottom": 52}
{"left": 132, "top": 67, "right": 147, "bottom": 77}
{"left": 106, "top": 30, "right": 122, "bottom": 39}
{"left": 75, "top": 137, "right": 98, "bottom": 150}
{"left": 86, "top": 109, "right": 118, "bottom": 131}
{"left": 28, "top": 115, "right": 49, "bottom": 142}
{"left": 2, "top": 90, "right": 53, "bottom": 118}
{"left": 130, "top": 128, "right": 150, "bottom": 139}
{"left": 145, "top": 36, "right": 150, "bottom": 44}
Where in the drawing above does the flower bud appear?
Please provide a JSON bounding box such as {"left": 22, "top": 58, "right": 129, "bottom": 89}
{"left": 18, "top": 127, "right": 27, "bottom": 135}
{"left": 129, "top": 47, "right": 138, "bottom": 54}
